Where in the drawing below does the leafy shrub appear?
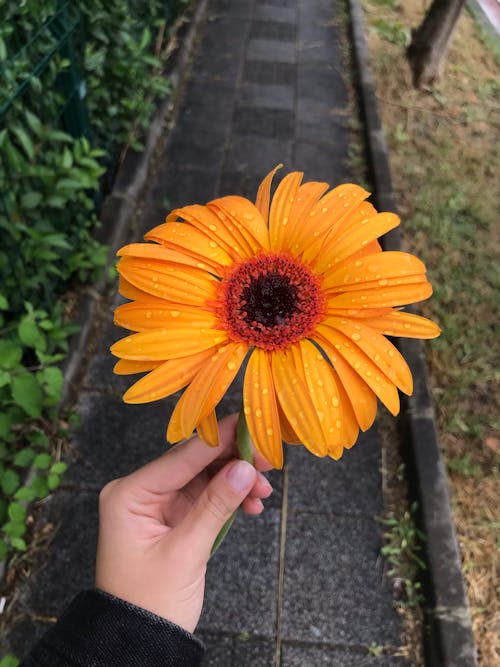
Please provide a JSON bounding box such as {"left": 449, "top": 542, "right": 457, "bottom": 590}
{"left": 0, "top": 0, "right": 190, "bottom": 565}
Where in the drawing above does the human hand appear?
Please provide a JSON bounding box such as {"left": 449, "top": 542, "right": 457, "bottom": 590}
{"left": 95, "top": 413, "right": 273, "bottom": 633}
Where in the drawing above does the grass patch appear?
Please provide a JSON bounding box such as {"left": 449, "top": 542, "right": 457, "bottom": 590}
{"left": 362, "top": 0, "right": 500, "bottom": 663}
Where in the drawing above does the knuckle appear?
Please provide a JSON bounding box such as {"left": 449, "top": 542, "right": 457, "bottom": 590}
{"left": 98, "top": 478, "right": 123, "bottom": 506}
{"left": 204, "top": 487, "right": 232, "bottom": 522}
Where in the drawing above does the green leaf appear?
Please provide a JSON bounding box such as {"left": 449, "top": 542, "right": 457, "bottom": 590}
{"left": 7, "top": 502, "right": 26, "bottom": 523}
{"left": 0, "top": 414, "right": 13, "bottom": 440}
{"left": 0, "top": 370, "right": 10, "bottom": 388}
{"left": 62, "top": 146, "right": 73, "bottom": 169}
{"left": 47, "top": 473, "right": 61, "bottom": 490}
{"left": 14, "top": 486, "right": 36, "bottom": 502}
{"left": 18, "top": 315, "right": 46, "bottom": 351}
{"left": 0, "top": 340, "right": 22, "bottom": 369}
{"left": 28, "top": 431, "right": 49, "bottom": 448}
{"left": 37, "top": 366, "right": 63, "bottom": 401}
{"left": 33, "top": 453, "right": 52, "bottom": 470}
{"left": 51, "top": 461, "right": 67, "bottom": 475}
{"left": 21, "top": 191, "right": 43, "bottom": 209}
{"left": 0, "top": 293, "right": 8, "bottom": 309}
{"left": 30, "top": 475, "right": 49, "bottom": 499}
{"left": 11, "top": 373, "right": 43, "bottom": 418}
{"left": 25, "top": 110, "right": 43, "bottom": 136}
{"left": 13, "top": 448, "right": 36, "bottom": 467}
{"left": 10, "top": 537, "right": 27, "bottom": 551}
{"left": 12, "top": 125, "right": 34, "bottom": 160}
{"left": 0, "top": 469, "right": 20, "bottom": 495}
{"left": 0, "top": 539, "right": 8, "bottom": 563}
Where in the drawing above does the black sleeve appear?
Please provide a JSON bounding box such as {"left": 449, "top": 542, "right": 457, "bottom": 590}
{"left": 20, "top": 588, "right": 205, "bottom": 667}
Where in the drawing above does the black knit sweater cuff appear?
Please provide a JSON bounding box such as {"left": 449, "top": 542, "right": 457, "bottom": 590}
{"left": 22, "top": 588, "right": 205, "bottom": 667}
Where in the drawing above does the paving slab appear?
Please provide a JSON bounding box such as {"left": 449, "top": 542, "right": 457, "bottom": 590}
{"left": 286, "top": 427, "right": 383, "bottom": 516}
{"left": 199, "top": 510, "right": 281, "bottom": 636}
{"left": 280, "top": 644, "right": 407, "bottom": 666}
{"left": 281, "top": 513, "right": 401, "bottom": 646}
{"left": 200, "top": 633, "right": 275, "bottom": 666}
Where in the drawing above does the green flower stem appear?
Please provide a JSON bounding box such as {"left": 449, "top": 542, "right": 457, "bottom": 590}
{"left": 236, "top": 408, "right": 254, "bottom": 464}
{"left": 210, "top": 408, "right": 253, "bottom": 556}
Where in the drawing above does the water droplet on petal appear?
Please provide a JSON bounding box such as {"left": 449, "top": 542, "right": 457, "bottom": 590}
{"left": 146, "top": 311, "right": 152, "bottom": 319}
{"left": 227, "top": 361, "right": 236, "bottom": 370}
{"left": 352, "top": 333, "right": 361, "bottom": 341}
{"left": 255, "top": 408, "right": 262, "bottom": 418}
{"left": 336, "top": 419, "right": 342, "bottom": 429}
{"left": 266, "top": 427, "right": 273, "bottom": 436}
{"left": 332, "top": 397, "right": 339, "bottom": 407}
{"left": 244, "top": 406, "right": 251, "bottom": 415}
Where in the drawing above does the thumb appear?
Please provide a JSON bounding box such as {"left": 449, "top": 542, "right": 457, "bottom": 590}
{"left": 173, "top": 460, "right": 257, "bottom": 562}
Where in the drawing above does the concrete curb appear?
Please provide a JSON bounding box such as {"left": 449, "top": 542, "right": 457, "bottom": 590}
{"left": 60, "top": 0, "right": 209, "bottom": 406}
{"left": 348, "top": 1, "right": 478, "bottom": 665}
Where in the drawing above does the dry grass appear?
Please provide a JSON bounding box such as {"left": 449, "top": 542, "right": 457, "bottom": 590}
{"left": 361, "top": 1, "right": 500, "bottom": 664}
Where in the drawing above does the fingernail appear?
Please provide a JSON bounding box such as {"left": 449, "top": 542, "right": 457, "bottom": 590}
{"left": 227, "top": 460, "right": 255, "bottom": 492}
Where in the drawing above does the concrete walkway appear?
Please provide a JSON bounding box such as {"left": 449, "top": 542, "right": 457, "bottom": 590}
{"left": 7, "top": 1, "right": 408, "bottom": 664}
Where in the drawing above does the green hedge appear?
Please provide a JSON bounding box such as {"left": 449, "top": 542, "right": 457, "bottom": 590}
{"left": 0, "top": 0, "right": 189, "bottom": 565}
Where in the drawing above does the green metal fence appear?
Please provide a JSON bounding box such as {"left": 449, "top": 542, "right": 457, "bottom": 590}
{"left": 0, "top": 1, "right": 89, "bottom": 139}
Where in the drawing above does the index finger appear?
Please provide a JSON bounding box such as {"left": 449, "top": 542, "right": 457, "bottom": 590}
{"left": 127, "top": 413, "right": 240, "bottom": 493}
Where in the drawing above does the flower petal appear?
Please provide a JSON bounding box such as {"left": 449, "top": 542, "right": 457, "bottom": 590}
{"left": 169, "top": 343, "right": 248, "bottom": 440}
{"left": 316, "top": 199, "right": 378, "bottom": 263}
{"left": 322, "top": 251, "right": 426, "bottom": 290}
{"left": 326, "top": 307, "right": 392, "bottom": 320}
{"left": 197, "top": 410, "right": 219, "bottom": 447}
{"left": 143, "top": 222, "right": 232, "bottom": 269}
{"left": 117, "top": 256, "right": 217, "bottom": 304}
{"left": 114, "top": 301, "right": 220, "bottom": 333}
{"left": 314, "top": 212, "right": 400, "bottom": 273}
{"left": 255, "top": 164, "right": 282, "bottom": 225}
{"left": 243, "top": 349, "right": 283, "bottom": 468}
{"left": 316, "top": 324, "right": 400, "bottom": 415}
{"left": 336, "top": 377, "right": 359, "bottom": 450}
{"left": 324, "top": 316, "right": 413, "bottom": 394}
{"left": 113, "top": 359, "right": 163, "bottom": 375}
{"left": 366, "top": 311, "right": 441, "bottom": 339}
{"left": 271, "top": 346, "right": 327, "bottom": 457}
{"left": 118, "top": 275, "right": 163, "bottom": 302}
{"left": 296, "top": 184, "right": 371, "bottom": 263}
{"left": 285, "top": 181, "right": 330, "bottom": 252}
{"left": 269, "top": 171, "right": 303, "bottom": 252}
{"left": 118, "top": 242, "right": 218, "bottom": 272}
{"left": 278, "top": 403, "right": 302, "bottom": 444}
{"left": 122, "top": 348, "right": 213, "bottom": 403}
{"left": 166, "top": 204, "right": 248, "bottom": 260}
{"left": 208, "top": 196, "right": 270, "bottom": 253}
{"left": 111, "top": 328, "right": 227, "bottom": 361}
{"left": 297, "top": 340, "right": 342, "bottom": 457}
{"left": 314, "top": 333, "right": 377, "bottom": 431}
{"left": 327, "top": 281, "right": 433, "bottom": 309}
{"left": 326, "top": 274, "right": 428, "bottom": 295}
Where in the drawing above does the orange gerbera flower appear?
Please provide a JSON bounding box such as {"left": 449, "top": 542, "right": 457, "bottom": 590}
{"left": 111, "top": 167, "right": 440, "bottom": 468}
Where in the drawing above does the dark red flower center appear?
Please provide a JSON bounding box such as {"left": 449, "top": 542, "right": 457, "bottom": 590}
{"left": 219, "top": 253, "right": 325, "bottom": 350}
